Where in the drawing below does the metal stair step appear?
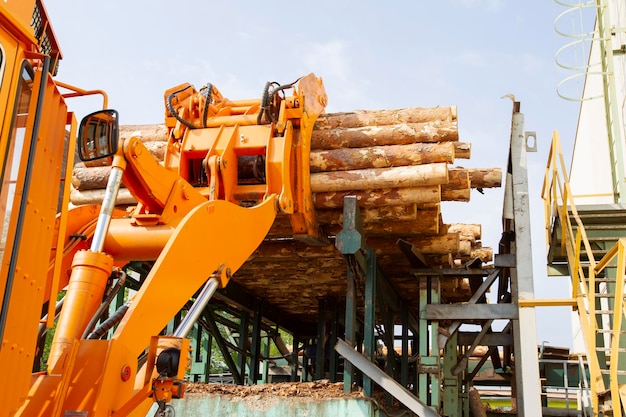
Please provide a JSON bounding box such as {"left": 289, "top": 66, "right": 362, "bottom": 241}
{"left": 569, "top": 205, "right": 626, "bottom": 225}
{"left": 600, "top": 369, "right": 626, "bottom": 375}
{"left": 597, "top": 329, "right": 626, "bottom": 335}
{"left": 596, "top": 347, "right": 626, "bottom": 353}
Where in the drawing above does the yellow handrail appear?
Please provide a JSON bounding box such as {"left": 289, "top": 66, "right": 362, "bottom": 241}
{"left": 542, "top": 131, "right": 626, "bottom": 416}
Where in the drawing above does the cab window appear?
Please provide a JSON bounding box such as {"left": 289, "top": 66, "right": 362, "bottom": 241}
{"left": 0, "top": 62, "right": 34, "bottom": 253}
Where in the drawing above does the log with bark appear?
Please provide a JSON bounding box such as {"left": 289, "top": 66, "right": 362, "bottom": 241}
{"left": 69, "top": 106, "right": 500, "bottom": 274}
{"left": 309, "top": 163, "right": 449, "bottom": 193}
{"left": 309, "top": 142, "right": 456, "bottom": 172}
{"left": 313, "top": 106, "right": 456, "bottom": 129}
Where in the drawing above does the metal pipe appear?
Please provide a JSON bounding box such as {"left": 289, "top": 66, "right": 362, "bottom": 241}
{"left": 87, "top": 302, "right": 131, "bottom": 340}
{"left": 91, "top": 165, "right": 124, "bottom": 253}
{"left": 81, "top": 269, "right": 127, "bottom": 339}
{"left": 38, "top": 297, "right": 64, "bottom": 339}
{"left": 173, "top": 276, "right": 220, "bottom": 338}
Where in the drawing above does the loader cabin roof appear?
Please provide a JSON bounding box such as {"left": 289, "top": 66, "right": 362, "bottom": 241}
{"left": 71, "top": 107, "right": 501, "bottom": 336}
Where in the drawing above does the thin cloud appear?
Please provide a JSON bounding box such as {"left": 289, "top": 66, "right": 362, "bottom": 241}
{"left": 301, "top": 40, "right": 351, "bottom": 81}
{"left": 450, "top": 0, "right": 503, "bottom": 12}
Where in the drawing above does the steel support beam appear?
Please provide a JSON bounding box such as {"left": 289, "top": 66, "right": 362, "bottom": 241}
{"left": 336, "top": 338, "right": 440, "bottom": 417}
{"left": 506, "top": 104, "right": 542, "bottom": 416}
{"left": 204, "top": 309, "right": 243, "bottom": 385}
{"left": 343, "top": 267, "right": 357, "bottom": 393}
{"left": 249, "top": 306, "right": 262, "bottom": 385}
{"left": 425, "top": 304, "right": 519, "bottom": 320}
{"left": 363, "top": 246, "right": 377, "bottom": 397}
{"left": 316, "top": 298, "right": 328, "bottom": 381}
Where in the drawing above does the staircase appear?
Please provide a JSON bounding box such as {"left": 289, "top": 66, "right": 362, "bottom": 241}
{"left": 543, "top": 132, "right": 626, "bottom": 416}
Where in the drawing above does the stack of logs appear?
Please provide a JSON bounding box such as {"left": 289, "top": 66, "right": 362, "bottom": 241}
{"left": 71, "top": 106, "right": 501, "bottom": 269}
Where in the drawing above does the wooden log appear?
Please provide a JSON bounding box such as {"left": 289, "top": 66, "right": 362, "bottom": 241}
{"left": 448, "top": 167, "right": 502, "bottom": 189}
{"left": 115, "top": 119, "right": 461, "bottom": 152}
{"left": 454, "top": 142, "right": 471, "bottom": 159}
{"left": 246, "top": 240, "right": 342, "bottom": 262}
{"left": 119, "top": 124, "right": 168, "bottom": 142}
{"left": 447, "top": 223, "right": 482, "bottom": 240}
{"left": 311, "top": 121, "right": 458, "bottom": 150}
{"left": 314, "top": 107, "right": 457, "bottom": 130}
{"left": 441, "top": 187, "right": 470, "bottom": 202}
{"left": 316, "top": 205, "right": 417, "bottom": 225}
{"left": 425, "top": 246, "right": 493, "bottom": 265}
{"left": 69, "top": 186, "right": 137, "bottom": 206}
{"left": 441, "top": 169, "right": 470, "bottom": 202}
{"left": 469, "top": 387, "right": 487, "bottom": 417}
{"left": 368, "top": 233, "right": 460, "bottom": 255}
{"left": 69, "top": 183, "right": 439, "bottom": 211}
{"left": 309, "top": 142, "right": 455, "bottom": 172}
{"left": 325, "top": 205, "right": 441, "bottom": 237}
{"left": 313, "top": 186, "right": 440, "bottom": 209}
{"left": 470, "top": 247, "right": 493, "bottom": 262}
{"left": 72, "top": 166, "right": 112, "bottom": 191}
{"left": 75, "top": 141, "right": 166, "bottom": 170}
{"left": 310, "top": 163, "right": 448, "bottom": 193}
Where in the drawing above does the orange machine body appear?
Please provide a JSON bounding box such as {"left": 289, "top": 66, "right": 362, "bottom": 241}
{"left": 0, "top": 2, "right": 327, "bottom": 415}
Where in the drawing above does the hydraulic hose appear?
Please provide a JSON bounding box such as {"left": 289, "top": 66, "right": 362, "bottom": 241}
{"left": 87, "top": 302, "right": 131, "bottom": 340}
{"left": 166, "top": 84, "right": 196, "bottom": 130}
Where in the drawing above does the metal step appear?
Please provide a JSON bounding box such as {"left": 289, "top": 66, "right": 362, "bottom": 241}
{"left": 589, "top": 278, "right": 621, "bottom": 283}
{"left": 600, "top": 369, "right": 626, "bottom": 376}
{"left": 570, "top": 204, "right": 626, "bottom": 225}
{"left": 596, "top": 347, "right": 626, "bottom": 353}
{"left": 597, "top": 329, "right": 626, "bottom": 335}
{"left": 547, "top": 204, "right": 626, "bottom": 268}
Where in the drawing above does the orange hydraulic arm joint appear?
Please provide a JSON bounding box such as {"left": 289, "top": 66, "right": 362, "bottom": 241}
{"left": 163, "top": 72, "right": 328, "bottom": 244}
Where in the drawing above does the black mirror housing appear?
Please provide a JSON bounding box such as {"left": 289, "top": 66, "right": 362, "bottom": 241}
{"left": 78, "top": 109, "right": 119, "bottom": 161}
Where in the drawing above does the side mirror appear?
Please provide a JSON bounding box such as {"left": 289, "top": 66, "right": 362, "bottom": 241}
{"left": 78, "top": 109, "right": 119, "bottom": 161}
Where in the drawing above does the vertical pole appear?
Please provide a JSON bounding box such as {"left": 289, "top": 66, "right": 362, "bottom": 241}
{"left": 430, "top": 277, "right": 441, "bottom": 411}
{"left": 302, "top": 339, "right": 311, "bottom": 382}
{"left": 401, "top": 302, "right": 409, "bottom": 389}
{"left": 443, "top": 332, "right": 460, "bottom": 417}
{"left": 249, "top": 306, "right": 262, "bottom": 385}
{"left": 344, "top": 267, "right": 357, "bottom": 392}
{"left": 237, "top": 312, "right": 249, "bottom": 381}
{"left": 193, "top": 323, "right": 203, "bottom": 382}
{"left": 205, "top": 331, "right": 212, "bottom": 382}
{"left": 329, "top": 299, "right": 339, "bottom": 382}
{"left": 291, "top": 337, "right": 300, "bottom": 382}
{"left": 363, "top": 247, "right": 377, "bottom": 397}
{"left": 261, "top": 330, "right": 270, "bottom": 384}
{"left": 509, "top": 108, "right": 543, "bottom": 416}
{"left": 316, "top": 298, "right": 328, "bottom": 381}
{"left": 418, "top": 277, "right": 429, "bottom": 405}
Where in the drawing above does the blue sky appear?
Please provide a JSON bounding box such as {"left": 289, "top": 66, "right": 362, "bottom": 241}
{"left": 46, "top": 0, "right": 594, "bottom": 348}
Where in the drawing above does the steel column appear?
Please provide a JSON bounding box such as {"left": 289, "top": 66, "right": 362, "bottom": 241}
{"left": 363, "top": 246, "right": 377, "bottom": 398}
{"left": 249, "top": 306, "right": 262, "bottom": 385}
{"left": 507, "top": 106, "right": 542, "bottom": 416}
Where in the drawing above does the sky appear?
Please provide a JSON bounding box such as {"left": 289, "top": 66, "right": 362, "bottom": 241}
{"left": 44, "top": 0, "right": 596, "bottom": 349}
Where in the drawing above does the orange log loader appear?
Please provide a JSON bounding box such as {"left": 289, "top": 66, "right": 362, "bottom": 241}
{"left": 0, "top": 1, "right": 327, "bottom": 415}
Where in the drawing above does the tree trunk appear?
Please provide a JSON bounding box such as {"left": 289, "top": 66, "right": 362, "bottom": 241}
{"left": 466, "top": 167, "right": 502, "bottom": 189}
{"left": 310, "top": 163, "right": 448, "bottom": 193}
{"left": 309, "top": 142, "right": 455, "bottom": 172}
{"left": 311, "top": 121, "right": 458, "bottom": 150}
{"left": 313, "top": 185, "right": 440, "bottom": 208}
{"left": 315, "top": 204, "right": 417, "bottom": 224}
{"left": 313, "top": 106, "right": 457, "bottom": 130}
